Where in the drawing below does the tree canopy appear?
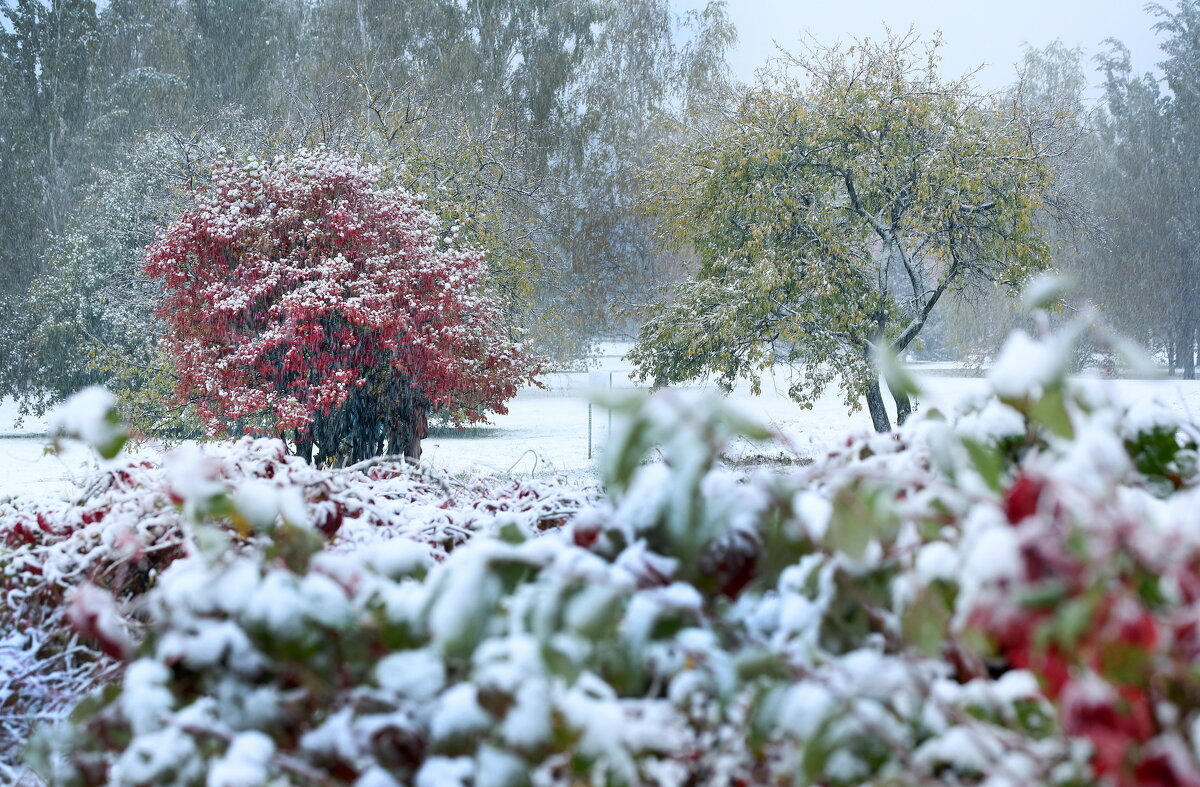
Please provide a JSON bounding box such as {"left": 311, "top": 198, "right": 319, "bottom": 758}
{"left": 146, "top": 149, "right": 541, "bottom": 464}
{"left": 1083, "top": 1, "right": 1200, "bottom": 378}
{"left": 630, "top": 33, "right": 1073, "bottom": 431}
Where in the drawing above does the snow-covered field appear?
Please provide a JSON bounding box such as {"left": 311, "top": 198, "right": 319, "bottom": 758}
{"left": 4, "top": 343, "right": 1200, "bottom": 498}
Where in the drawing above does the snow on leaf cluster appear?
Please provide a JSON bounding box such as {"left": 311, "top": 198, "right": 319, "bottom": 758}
{"left": 1, "top": 439, "right": 591, "bottom": 772}
{"left": 17, "top": 328, "right": 1200, "bottom": 786}
{"left": 46, "top": 386, "right": 130, "bottom": 460}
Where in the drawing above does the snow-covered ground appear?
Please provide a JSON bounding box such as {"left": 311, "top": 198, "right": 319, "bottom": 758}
{"left": 4, "top": 343, "right": 1200, "bottom": 498}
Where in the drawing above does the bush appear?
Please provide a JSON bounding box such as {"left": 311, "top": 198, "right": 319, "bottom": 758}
{"left": 18, "top": 320, "right": 1200, "bottom": 786}
{"left": 3, "top": 388, "right": 590, "bottom": 776}
{"left": 145, "top": 147, "right": 542, "bottom": 464}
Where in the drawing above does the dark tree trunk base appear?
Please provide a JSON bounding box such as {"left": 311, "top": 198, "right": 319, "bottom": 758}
{"left": 295, "top": 434, "right": 314, "bottom": 463}
{"left": 866, "top": 379, "right": 892, "bottom": 433}
{"left": 387, "top": 407, "right": 429, "bottom": 462}
{"left": 893, "top": 389, "right": 912, "bottom": 426}
{"left": 405, "top": 408, "right": 428, "bottom": 461}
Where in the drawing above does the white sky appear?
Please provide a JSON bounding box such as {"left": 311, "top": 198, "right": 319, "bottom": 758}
{"left": 675, "top": 0, "right": 1165, "bottom": 99}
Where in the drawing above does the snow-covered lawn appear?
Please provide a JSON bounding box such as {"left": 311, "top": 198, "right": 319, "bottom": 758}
{"left": 4, "top": 344, "right": 1200, "bottom": 498}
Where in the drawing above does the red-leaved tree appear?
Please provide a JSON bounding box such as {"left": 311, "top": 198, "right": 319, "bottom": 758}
{"left": 145, "top": 148, "right": 541, "bottom": 464}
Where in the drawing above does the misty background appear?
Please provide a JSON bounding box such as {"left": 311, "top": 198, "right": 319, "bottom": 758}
{"left": 679, "top": 0, "right": 1163, "bottom": 94}
{"left": 0, "top": 0, "right": 1195, "bottom": 438}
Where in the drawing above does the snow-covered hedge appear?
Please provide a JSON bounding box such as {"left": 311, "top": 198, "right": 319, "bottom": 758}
{"left": 2, "top": 411, "right": 590, "bottom": 778}
{"left": 15, "top": 324, "right": 1200, "bottom": 785}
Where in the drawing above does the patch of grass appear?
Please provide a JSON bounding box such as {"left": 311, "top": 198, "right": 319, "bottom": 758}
{"left": 915, "top": 367, "right": 986, "bottom": 379}
{"left": 723, "top": 451, "right": 814, "bottom": 468}
{"left": 427, "top": 425, "right": 507, "bottom": 440}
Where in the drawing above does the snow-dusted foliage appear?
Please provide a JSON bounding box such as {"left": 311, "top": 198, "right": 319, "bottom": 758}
{"left": 2, "top": 437, "right": 589, "bottom": 775}
{"left": 16, "top": 323, "right": 1200, "bottom": 786}
{"left": 46, "top": 387, "right": 130, "bottom": 460}
{"left": 144, "top": 148, "right": 542, "bottom": 463}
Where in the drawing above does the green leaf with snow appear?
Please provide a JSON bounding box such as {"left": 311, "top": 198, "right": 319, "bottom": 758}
{"left": 961, "top": 437, "right": 1005, "bottom": 492}
{"left": 901, "top": 588, "right": 951, "bottom": 656}
{"left": 47, "top": 386, "right": 129, "bottom": 459}
{"left": 1028, "top": 386, "right": 1074, "bottom": 439}
{"left": 874, "top": 341, "right": 922, "bottom": 400}
{"left": 1020, "top": 273, "right": 1073, "bottom": 311}
{"left": 825, "top": 482, "right": 898, "bottom": 561}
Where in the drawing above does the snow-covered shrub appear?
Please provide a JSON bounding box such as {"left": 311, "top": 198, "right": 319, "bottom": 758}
{"left": 144, "top": 147, "right": 542, "bottom": 464}
{"left": 21, "top": 320, "right": 1200, "bottom": 786}
{"left": 2, "top": 418, "right": 590, "bottom": 775}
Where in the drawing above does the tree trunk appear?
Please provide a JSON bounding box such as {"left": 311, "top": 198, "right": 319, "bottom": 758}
{"left": 892, "top": 389, "right": 912, "bottom": 427}
{"left": 388, "top": 407, "right": 429, "bottom": 461}
{"left": 405, "top": 407, "right": 428, "bottom": 461}
{"left": 295, "top": 431, "right": 314, "bottom": 463}
{"left": 865, "top": 378, "right": 892, "bottom": 433}
{"left": 1184, "top": 329, "right": 1196, "bottom": 381}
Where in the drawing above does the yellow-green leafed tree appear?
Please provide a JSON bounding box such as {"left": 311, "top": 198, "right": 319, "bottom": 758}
{"left": 630, "top": 32, "right": 1077, "bottom": 431}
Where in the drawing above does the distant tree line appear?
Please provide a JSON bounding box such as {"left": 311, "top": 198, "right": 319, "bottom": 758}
{"left": 7, "top": 0, "right": 1198, "bottom": 443}
{"left": 0, "top": 0, "right": 733, "bottom": 433}
{"left": 1086, "top": 1, "right": 1200, "bottom": 378}
{"left": 943, "top": 0, "right": 1200, "bottom": 379}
